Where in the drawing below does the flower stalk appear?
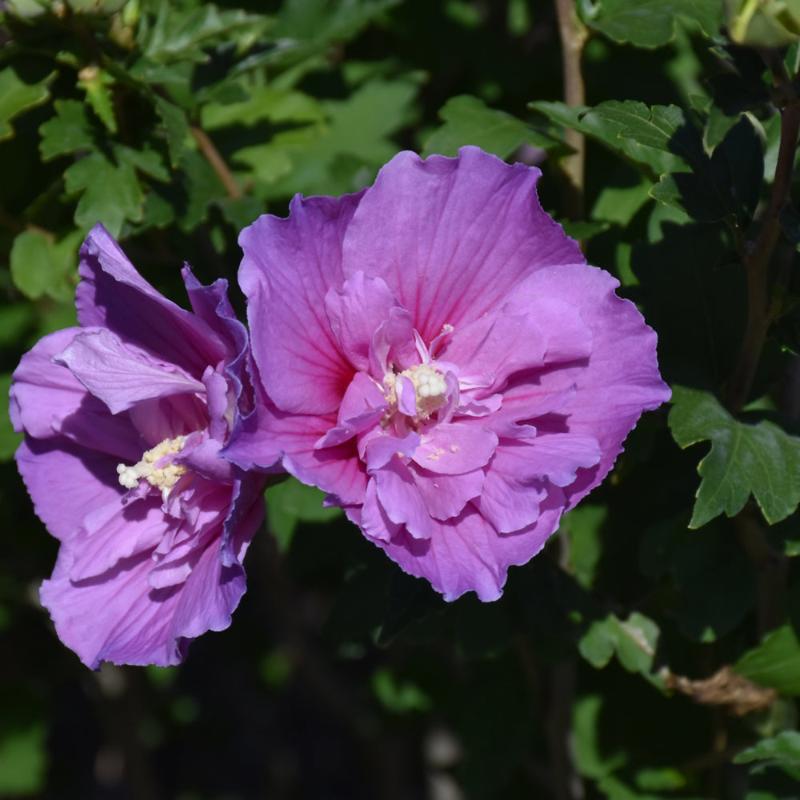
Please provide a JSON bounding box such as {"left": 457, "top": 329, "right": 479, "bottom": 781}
{"left": 554, "top": 0, "right": 588, "bottom": 220}
{"left": 726, "top": 71, "right": 800, "bottom": 413}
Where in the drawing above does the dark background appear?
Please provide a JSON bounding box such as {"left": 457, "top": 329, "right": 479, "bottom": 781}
{"left": 2, "top": 1, "right": 800, "bottom": 798}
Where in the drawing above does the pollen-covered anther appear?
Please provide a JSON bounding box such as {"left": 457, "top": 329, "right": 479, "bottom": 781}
{"left": 117, "top": 435, "right": 189, "bottom": 500}
{"left": 384, "top": 363, "right": 448, "bottom": 420}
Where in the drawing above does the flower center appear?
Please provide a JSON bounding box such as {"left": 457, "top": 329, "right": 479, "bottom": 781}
{"left": 384, "top": 363, "right": 448, "bottom": 420}
{"left": 117, "top": 435, "right": 188, "bottom": 500}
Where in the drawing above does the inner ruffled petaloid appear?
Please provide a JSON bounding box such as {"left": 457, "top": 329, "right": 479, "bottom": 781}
{"left": 314, "top": 270, "right": 603, "bottom": 541}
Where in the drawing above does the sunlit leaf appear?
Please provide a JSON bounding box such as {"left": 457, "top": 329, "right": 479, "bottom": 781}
{"left": 39, "top": 99, "right": 95, "bottom": 160}
{"left": 265, "top": 477, "right": 341, "bottom": 552}
{"left": 735, "top": 625, "right": 800, "bottom": 696}
{"left": 734, "top": 730, "right": 800, "bottom": 779}
{"left": 9, "top": 228, "right": 81, "bottom": 302}
{"left": 0, "top": 68, "right": 51, "bottom": 141}
{"left": 579, "top": 612, "right": 664, "bottom": 688}
{"left": 586, "top": 0, "right": 723, "bottom": 47}
{"left": 422, "top": 94, "right": 557, "bottom": 158}
{"left": 669, "top": 387, "right": 800, "bottom": 528}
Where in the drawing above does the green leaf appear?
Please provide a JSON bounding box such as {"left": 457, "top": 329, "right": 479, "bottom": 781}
{"left": 531, "top": 100, "right": 696, "bottom": 176}
{"left": 39, "top": 99, "right": 95, "bottom": 160}
{"left": 140, "top": 3, "right": 269, "bottom": 63}
{"left": 0, "top": 374, "right": 22, "bottom": 462}
{"left": 0, "top": 304, "right": 35, "bottom": 348}
{"left": 734, "top": 730, "right": 800, "bottom": 779}
{"left": 202, "top": 85, "right": 324, "bottom": 130}
{"left": 735, "top": 625, "right": 800, "bottom": 696}
{"left": 561, "top": 504, "right": 607, "bottom": 589}
{"left": 421, "top": 94, "right": 556, "bottom": 158}
{"left": 77, "top": 66, "right": 117, "bottom": 133}
{"left": 729, "top": 0, "right": 800, "bottom": 47}
{"left": 651, "top": 116, "right": 764, "bottom": 223}
{"left": 9, "top": 229, "right": 81, "bottom": 302}
{"left": 274, "top": 0, "right": 397, "bottom": 49}
{"left": 669, "top": 386, "right": 800, "bottom": 528}
{"left": 371, "top": 669, "right": 431, "bottom": 713}
{"left": 0, "top": 68, "right": 51, "bottom": 141}
{"left": 321, "top": 78, "right": 418, "bottom": 163}
{"left": 236, "top": 78, "right": 418, "bottom": 197}
{"left": 586, "top": 0, "right": 723, "bottom": 48}
{"left": 0, "top": 724, "right": 46, "bottom": 795}
{"left": 579, "top": 612, "right": 663, "bottom": 687}
{"left": 265, "top": 477, "right": 341, "bottom": 552}
{"left": 561, "top": 220, "right": 610, "bottom": 240}
{"left": 573, "top": 696, "right": 627, "bottom": 780}
{"left": 155, "top": 97, "right": 190, "bottom": 167}
{"left": 592, "top": 179, "right": 653, "bottom": 225}
{"left": 64, "top": 151, "right": 144, "bottom": 236}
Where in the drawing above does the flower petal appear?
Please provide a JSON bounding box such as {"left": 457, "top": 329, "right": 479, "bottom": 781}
{"left": 412, "top": 465, "right": 484, "bottom": 521}
{"left": 500, "top": 264, "right": 671, "bottom": 506}
{"left": 360, "top": 477, "right": 401, "bottom": 542}
{"left": 375, "top": 460, "right": 433, "bottom": 539}
{"left": 10, "top": 329, "right": 142, "bottom": 459}
{"left": 341, "top": 147, "right": 583, "bottom": 341}
{"left": 57, "top": 329, "right": 205, "bottom": 414}
{"left": 412, "top": 422, "right": 497, "bottom": 475}
{"left": 76, "top": 224, "right": 228, "bottom": 375}
{"left": 225, "top": 387, "right": 365, "bottom": 505}
{"left": 325, "top": 272, "right": 399, "bottom": 372}
{"left": 443, "top": 301, "right": 591, "bottom": 393}
{"left": 376, "top": 497, "right": 564, "bottom": 602}
{"left": 16, "top": 437, "right": 124, "bottom": 543}
{"left": 239, "top": 194, "right": 363, "bottom": 415}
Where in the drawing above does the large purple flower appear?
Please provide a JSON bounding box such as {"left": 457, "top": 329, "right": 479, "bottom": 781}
{"left": 227, "top": 147, "right": 670, "bottom": 601}
{"left": 10, "top": 225, "right": 266, "bottom": 667}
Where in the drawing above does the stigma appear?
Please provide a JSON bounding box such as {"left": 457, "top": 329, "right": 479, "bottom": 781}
{"left": 384, "top": 363, "right": 448, "bottom": 420}
{"left": 117, "top": 435, "right": 188, "bottom": 501}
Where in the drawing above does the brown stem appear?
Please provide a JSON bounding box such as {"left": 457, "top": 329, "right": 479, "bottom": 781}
{"left": 554, "top": 0, "right": 588, "bottom": 220}
{"left": 722, "top": 66, "right": 799, "bottom": 641}
{"left": 735, "top": 509, "right": 789, "bottom": 632}
{"left": 726, "top": 98, "right": 800, "bottom": 412}
{"left": 190, "top": 126, "right": 243, "bottom": 200}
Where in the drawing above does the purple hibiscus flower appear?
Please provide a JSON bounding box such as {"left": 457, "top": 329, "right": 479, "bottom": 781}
{"left": 226, "top": 146, "right": 670, "bottom": 602}
{"left": 10, "top": 225, "right": 267, "bottom": 667}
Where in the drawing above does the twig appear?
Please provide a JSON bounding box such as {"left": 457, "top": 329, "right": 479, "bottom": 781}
{"left": 735, "top": 509, "right": 789, "bottom": 632}
{"left": 190, "top": 126, "right": 243, "bottom": 200}
{"left": 554, "top": 0, "right": 588, "bottom": 220}
{"left": 723, "top": 61, "right": 798, "bottom": 641}
{"left": 726, "top": 90, "right": 800, "bottom": 412}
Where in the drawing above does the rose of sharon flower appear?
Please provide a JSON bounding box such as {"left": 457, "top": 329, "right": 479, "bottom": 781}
{"left": 226, "top": 147, "right": 670, "bottom": 601}
{"left": 10, "top": 225, "right": 266, "bottom": 667}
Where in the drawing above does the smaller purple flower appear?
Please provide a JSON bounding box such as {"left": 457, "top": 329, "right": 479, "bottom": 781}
{"left": 10, "top": 225, "right": 267, "bottom": 667}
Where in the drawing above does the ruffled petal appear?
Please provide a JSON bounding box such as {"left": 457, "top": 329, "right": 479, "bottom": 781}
{"left": 67, "top": 495, "right": 170, "bottom": 581}
{"left": 40, "top": 547, "right": 189, "bottom": 668}
{"left": 499, "top": 264, "right": 671, "bottom": 506}
{"left": 377, "top": 497, "right": 564, "bottom": 602}
{"left": 412, "top": 422, "right": 497, "bottom": 475}
{"left": 442, "top": 301, "right": 591, "bottom": 393}
{"left": 341, "top": 147, "right": 583, "bottom": 341}
{"left": 375, "top": 460, "right": 433, "bottom": 539}
{"left": 239, "top": 194, "right": 363, "bottom": 415}
{"left": 325, "top": 272, "right": 399, "bottom": 372}
{"left": 10, "top": 329, "right": 142, "bottom": 460}
{"left": 225, "top": 388, "right": 365, "bottom": 505}
{"left": 360, "top": 477, "right": 401, "bottom": 542}
{"left": 16, "top": 437, "right": 124, "bottom": 543}
{"left": 411, "top": 466, "right": 484, "bottom": 521}
{"left": 57, "top": 328, "right": 205, "bottom": 414}
{"left": 76, "top": 224, "right": 228, "bottom": 375}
